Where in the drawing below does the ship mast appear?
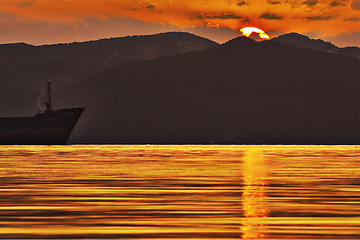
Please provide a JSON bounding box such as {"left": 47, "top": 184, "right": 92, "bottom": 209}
{"left": 46, "top": 80, "right": 52, "bottom": 112}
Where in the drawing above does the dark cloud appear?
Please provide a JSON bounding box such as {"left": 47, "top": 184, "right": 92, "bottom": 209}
{"left": 307, "top": 16, "right": 336, "bottom": 20}
{"left": 237, "top": 1, "right": 247, "bottom": 6}
{"left": 330, "top": 1, "right": 340, "bottom": 6}
{"left": 193, "top": 13, "right": 241, "bottom": 20}
{"left": 303, "top": 0, "right": 317, "bottom": 6}
{"left": 146, "top": 4, "right": 155, "bottom": 10}
{"left": 18, "top": 0, "right": 36, "bottom": 8}
{"left": 194, "top": 13, "right": 204, "bottom": 20}
{"left": 330, "top": 0, "right": 346, "bottom": 6}
{"left": 126, "top": 4, "right": 156, "bottom": 12}
{"left": 344, "top": 17, "right": 360, "bottom": 21}
{"left": 260, "top": 13, "right": 282, "bottom": 20}
{"left": 206, "top": 14, "right": 242, "bottom": 19}
{"left": 266, "top": 0, "right": 281, "bottom": 4}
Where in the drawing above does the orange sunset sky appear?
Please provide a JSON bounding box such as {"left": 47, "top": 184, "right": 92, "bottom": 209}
{"left": 1, "top": 0, "right": 360, "bottom": 47}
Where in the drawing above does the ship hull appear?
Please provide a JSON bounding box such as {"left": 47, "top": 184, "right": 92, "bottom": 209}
{"left": 0, "top": 108, "right": 84, "bottom": 145}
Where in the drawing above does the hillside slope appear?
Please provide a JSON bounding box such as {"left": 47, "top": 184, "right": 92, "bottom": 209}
{"left": 0, "top": 32, "right": 218, "bottom": 116}
{"left": 273, "top": 33, "right": 360, "bottom": 59}
{"left": 56, "top": 36, "right": 360, "bottom": 144}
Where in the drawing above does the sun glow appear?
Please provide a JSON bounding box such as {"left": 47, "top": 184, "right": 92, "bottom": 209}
{"left": 240, "top": 27, "right": 270, "bottom": 40}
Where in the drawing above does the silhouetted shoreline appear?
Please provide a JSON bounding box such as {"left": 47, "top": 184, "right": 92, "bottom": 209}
{"left": 1, "top": 32, "right": 360, "bottom": 144}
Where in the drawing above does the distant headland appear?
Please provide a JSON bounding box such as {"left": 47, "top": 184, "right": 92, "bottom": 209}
{"left": 1, "top": 32, "right": 360, "bottom": 144}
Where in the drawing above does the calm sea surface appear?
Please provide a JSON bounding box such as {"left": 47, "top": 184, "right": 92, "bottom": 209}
{"left": 0, "top": 145, "right": 359, "bottom": 239}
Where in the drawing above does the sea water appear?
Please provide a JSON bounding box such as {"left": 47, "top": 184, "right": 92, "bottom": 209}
{"left": 0, "top": 145, "right": 359, "bottom": 239}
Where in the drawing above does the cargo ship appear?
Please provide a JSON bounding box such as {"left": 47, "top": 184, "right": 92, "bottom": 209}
{"left": 0, "top": 81, "right": 84, "bottom": 145}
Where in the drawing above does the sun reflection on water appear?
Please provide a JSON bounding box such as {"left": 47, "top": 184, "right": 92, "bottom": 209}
{"left": 241, "top": 147, "right": 268, "bottom": 239}
{"left": 0, "top": 145, "right": 359, "bottom": 239}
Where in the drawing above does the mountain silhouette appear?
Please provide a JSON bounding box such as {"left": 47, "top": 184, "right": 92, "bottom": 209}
{"left": 53, "top": 35, "right": 360, "bottom": 144}
{"left": 273, "top": 32, "right": 360, "bottom": 59}
{"left": 0, "top": 32, "right": 217, "bottom": 116}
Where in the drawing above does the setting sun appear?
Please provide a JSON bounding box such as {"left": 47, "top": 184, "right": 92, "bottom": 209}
{"left": 240, "top": 27, "right": 270, "bottom": 40}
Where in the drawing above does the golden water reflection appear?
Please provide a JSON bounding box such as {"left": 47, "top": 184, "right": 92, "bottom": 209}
{"left": 0, "top": 145, "right": 359, "bottom": 239}
{"left": 241, "top": 147, "right": 269, "bottom": 239}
